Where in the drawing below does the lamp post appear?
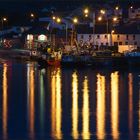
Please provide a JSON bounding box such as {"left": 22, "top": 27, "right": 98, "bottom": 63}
{"left": 1, "top": 17, "right": 7, "bottom": 30}
{"left": 111, "top": 30, "right": 115, "bottom": 46}
{"left": 56, "top": 17, "right": 68, "bottom": 45}
{"left": 71, "top": 17, "right": 78, "bottom": 46}
{"left": 98, "top": 15, "right": 118, "bottom": 46}
{"left": 30, "top": 13, "right": 35, "bottom": 22}
{"left": 1, "top": 17, "right": 7, "bottom": 45}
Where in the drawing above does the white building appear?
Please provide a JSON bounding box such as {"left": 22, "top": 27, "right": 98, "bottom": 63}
{"left": 77, "top": 22, "right": 140, "bottom": 48}
{"left": 77, "top": 33, "right": 140, "bottom": 47}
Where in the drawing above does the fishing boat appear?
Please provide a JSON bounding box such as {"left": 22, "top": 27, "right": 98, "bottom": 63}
{"left": 38, "top": 50, "right": 62, "bottom": 67}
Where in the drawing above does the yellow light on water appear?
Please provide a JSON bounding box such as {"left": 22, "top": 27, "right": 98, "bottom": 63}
{"left": 82, "top": 76, "right": 90, "bottom": 139}
{"left": 96, "top": 74, "right": 105, "bottom": 139}
{"left": 27, "top": 65, "right": 35, "bottom": 139}
{"left": 111, "top": 72, "right": 119, "bottom": 139}
{"left": 51, "top": 68, "right": 62, "bottom": 139}
{"left": 72, "top": 72, "right": 79, "bottom": 139}
{"left": 2, "top": 63, "right": 8, "bottom": 140}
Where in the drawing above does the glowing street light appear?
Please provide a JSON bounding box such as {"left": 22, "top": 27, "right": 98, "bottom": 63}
{"left": 56, "top": 17, "right": 61, "bottom": 23}
{"left": 111, "top": 30, "right": 115, "bottom": 34}
{"left": 2, "top": 17, "right": 7, "bottom": 22}
{"left": 115, "top": 6, "right": 119, "bottom": 10}
{"left": 52, "top": 16, "right": 56, "bottom": 20}
{"left": 100, "top": 9, "right": 106, "bottom": 15}
{"left": 113, "top": 17, "right": 118, "bottom": 22}
{"left": 98, "top": 16, "right": 102, "bottom": 21}
{"left": 130, "top": 6, "right": 133, "bottom": 9}
{"left": 73, "top": 17, "right": 78, "bottom": 24}
{"left": 84, "top": 8, "right": 89, "bottom": 14}
{"left": 30, "top": 13, "right": 34, "bottom": 18}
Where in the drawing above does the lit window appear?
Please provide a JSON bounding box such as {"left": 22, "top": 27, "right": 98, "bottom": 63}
{"left": 27, "top": 34, "right": 33, "bottom": 41}
{"left": 38, "top": 34, "right": 47, "bottom": 41}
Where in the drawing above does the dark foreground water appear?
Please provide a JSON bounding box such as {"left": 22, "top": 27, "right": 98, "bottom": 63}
{"left": 0, "top": 59, "right": 140, "bottom": 140}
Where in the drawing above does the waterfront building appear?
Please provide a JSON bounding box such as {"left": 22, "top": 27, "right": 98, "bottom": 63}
{"left": 77, "top": 22, "right": 140, "bottom": 48}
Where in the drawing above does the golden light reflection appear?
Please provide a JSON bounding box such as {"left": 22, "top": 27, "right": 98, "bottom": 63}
{"left": 2, "top": 63, "right": 8, "bottom": 140}
{"left": 128, "top": 73, "right": 133, "bottom": 137}
{"left": 111, "top": 72, "right": 119, "bottom": 139}
{"left": 82, "top": 76, "right": 90, "bottom": 139}
{"left": 96, "top": 74, "right": 105, "bottom": 139}
{"left": 72, "top": 72, "right": 79, "bottom": 139}
{"left": 51, "top": 68, "right": 62, "bottom": 139}
{"left": 27, "top": 65, "right": 35, "bottom": 139}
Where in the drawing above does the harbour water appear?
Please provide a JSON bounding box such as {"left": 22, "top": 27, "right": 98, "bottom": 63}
{"left": 0, "top": 59, "right": 140, "bottom": 140}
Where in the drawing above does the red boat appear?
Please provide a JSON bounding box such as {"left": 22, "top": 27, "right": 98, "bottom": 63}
{"left": 47, "top": 59, "right": 61, "bottom": 66}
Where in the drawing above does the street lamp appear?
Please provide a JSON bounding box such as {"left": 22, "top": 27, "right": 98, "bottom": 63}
{"left": 84, "top": 8, "right": 89, "bottom": 14}
{"left": 100, "top": 9, "right": 106, "bottom": 15}
{"left": 56, "top": 17, "right": 68, "bottom": 45}
{"left": 111, "top": 30, "right": 115, "bottom": 46}
{"left": 1, "top": 17, "right": 7, "bottom": 44}
{"left": 83, "top": 8, "right": 89, "bottom": 17}
{"left": 98, "top": 16, "right": 102, "bottom": 21}
{"left": 56, "top": 17, "right": 61, "bottom": 23}
{"left": 113, "top": 17, "right": 118, "bottom": 22}
{"left": 1, "top": 17, "right": 7, "bottom": 30}
{"left": 115, "top": 6, "right": 119, "bottom": 10}
{"left": 71, "top": 17, "right": 78, "bottom": 46}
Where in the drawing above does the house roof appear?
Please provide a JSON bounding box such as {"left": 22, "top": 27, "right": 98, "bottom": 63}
{"left": 24, "top": 26, "right": 49, "bottom": 35}
{"left": 114, "top": 22, "right": 140, "bottom": 34}
{"left": 76, "top": 22, "right": 140, "bottom": 34}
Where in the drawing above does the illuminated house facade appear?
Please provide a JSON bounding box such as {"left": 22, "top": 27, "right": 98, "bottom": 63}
{"left": 77, "top": 23, "right": 140, "bottom": 47}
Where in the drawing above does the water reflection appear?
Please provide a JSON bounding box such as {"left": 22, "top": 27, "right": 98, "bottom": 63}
{"left": 0, "top": 60, "right": 140, "bottom": 140}
{"left": 111, "top": 72, "right": 119, "bottom": 139}
{"left": 82, "top": 76, "right": 90, "bottom": 139}
{"left": 72, "top": 72, "right": 79, "bottom": 139}
{"left": 128, "top": 73, "right": 133, "bottom": 138}
{"left": 27, "top": 65, "right": 35, "bottom": 139}
{"left": 138, "top": 82, "right": 140, "bottom": 139}
{"left": 39, "top": 69, "right": 45, "bottom": 131}
{"left": 2, "top": 63, "right": 8, "bottom": 140}
{"left": 96, "top": 74, "right": 106, "bottom": 139}
{"left": 51, "top": 68, "right": 62, "bottom": 139}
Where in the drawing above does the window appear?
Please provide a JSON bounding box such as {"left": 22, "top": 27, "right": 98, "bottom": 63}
{"left": 133, "top": 35, "right": 135, "bottom": 40}
{"left": 125, "top": 41, "right": 128, "bottom": 45}
{"left": 106, "top": 42, "right": 108, "bottom": 46}
{"left": 104, "top": 35, "right": 107, "bottom": 38}
{"left": 119, "top": 42, "right": 122, "bottom": 45}
{"left": 126, "top": 35, "right": 129, "bottom": 40}
{"left": 134, "top": 41, "right": 137, "bottom": 45}
{"left": 114, "top": 42, "right": 118, "bottom": 46}
{"left": 117, "top": 35, "right": 120, "bottom": 40}
{"left": 89, "top": 35, "right": 91, "bottom": 38}
{"left": 81, "top": 35, "right": 84, "bottom": 39}
{"left": 97, "top": 35, "right": 100, "bottom": 39}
